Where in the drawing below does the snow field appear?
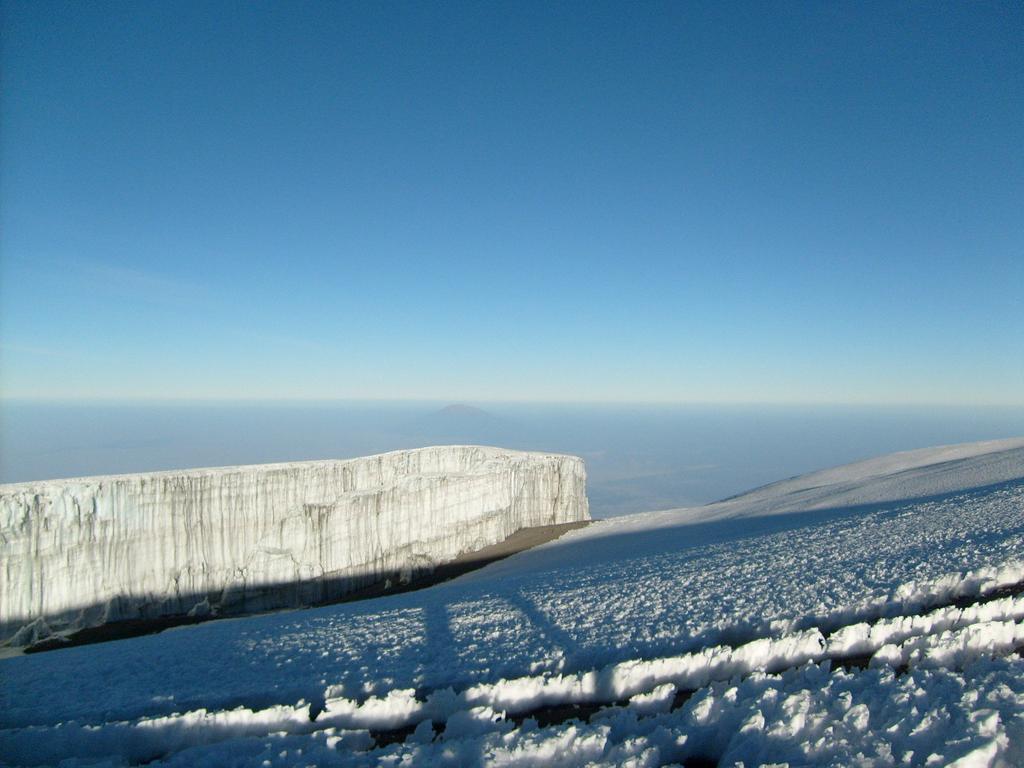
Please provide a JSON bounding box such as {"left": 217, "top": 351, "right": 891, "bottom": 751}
{"left": 3, "top": 566, "right": 1024, "bottom": 766}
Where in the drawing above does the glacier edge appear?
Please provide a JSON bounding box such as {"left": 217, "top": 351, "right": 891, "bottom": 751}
{"left": 0, "top": 445, "right": 589, "bottom": 645}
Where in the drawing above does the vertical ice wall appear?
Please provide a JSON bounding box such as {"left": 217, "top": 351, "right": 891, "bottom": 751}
{"left": 0, "top": 446, "right": 589, "bottom": 644}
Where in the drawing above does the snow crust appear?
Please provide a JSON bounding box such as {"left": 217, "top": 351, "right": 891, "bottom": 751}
{"left": 2, "top": 438, "right": 1023, "bottom": 766}
{"left": 0, "top": 446, "right": 589, "bottom": 644}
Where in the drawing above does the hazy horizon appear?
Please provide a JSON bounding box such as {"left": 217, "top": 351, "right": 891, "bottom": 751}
{"left": 4, "top": 399, "right": 1023, "bottom": 518}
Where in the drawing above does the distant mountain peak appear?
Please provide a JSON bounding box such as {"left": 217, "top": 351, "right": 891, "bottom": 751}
{"left": 411, "top": 403, "right": 504, "bottom": 436}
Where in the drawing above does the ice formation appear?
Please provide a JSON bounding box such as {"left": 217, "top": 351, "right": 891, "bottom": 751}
{"left": 0, "top": 446, "right": 589, "bottom": 644}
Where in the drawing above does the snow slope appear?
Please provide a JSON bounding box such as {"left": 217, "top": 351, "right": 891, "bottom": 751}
{"left": 0, "top": 446, "right": 589, "bottom": 645}
{"left": 2, "top": 438, "right": 1023, "bottom": 767}
{"left": 699, "top": 436, "right": 1024, "bottom": 518}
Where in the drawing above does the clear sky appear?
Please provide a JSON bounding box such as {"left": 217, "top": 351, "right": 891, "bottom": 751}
{"left": 1, "top": 1, "right": 1021, "bottom": 404}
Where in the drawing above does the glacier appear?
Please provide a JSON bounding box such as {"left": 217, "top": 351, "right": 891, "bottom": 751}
{"left": 0, "top": 445, "right": 589, "bottom": 645}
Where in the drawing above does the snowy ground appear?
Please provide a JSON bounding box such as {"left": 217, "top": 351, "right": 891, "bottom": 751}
{"left": 2, "top": 438, "right": 1023, "bottom": 767}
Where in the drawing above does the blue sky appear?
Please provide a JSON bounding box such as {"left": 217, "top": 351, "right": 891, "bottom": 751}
{"left": 1, "top": 1, "right": 1021, "bottom": 403}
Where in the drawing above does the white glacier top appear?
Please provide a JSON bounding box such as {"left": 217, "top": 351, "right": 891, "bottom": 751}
{"left": 0, "top": 444, "right": 581, "bottom": 490}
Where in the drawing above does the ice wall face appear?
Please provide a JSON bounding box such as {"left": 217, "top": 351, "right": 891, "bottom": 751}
{"left": 0, "top": 446, "right": 589, "bottom": 645}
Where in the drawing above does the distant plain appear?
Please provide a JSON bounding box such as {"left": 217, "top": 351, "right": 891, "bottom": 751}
{"left": 4, "top": 401, "right": 1023, "bottom": 518}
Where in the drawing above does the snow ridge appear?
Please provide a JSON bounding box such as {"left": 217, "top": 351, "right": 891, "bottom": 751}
{"left": 4, "top": 569, "right": 1024, "bottom": 767}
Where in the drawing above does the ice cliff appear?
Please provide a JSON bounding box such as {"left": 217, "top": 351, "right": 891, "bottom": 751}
{"left": 0, "top": 446, "right": 589, "bottom": 645}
